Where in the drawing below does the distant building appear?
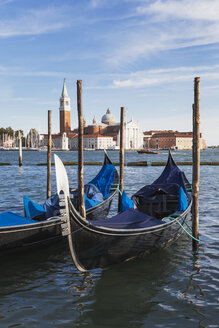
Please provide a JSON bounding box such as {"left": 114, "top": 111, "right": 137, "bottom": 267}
{"left": 101, "top": 108, "right": 116, "bottom": 125}
{"left": 0, "top": 133, "right": 14, "bottom": 148}
{"left": 70, "top": 134, "right": 115, "bottom": 150}
{"left": 144, "top": 130, "right": 206, "bottom": 150}
{"left": 59, "top": 78, "right": 71, "bottom": 134}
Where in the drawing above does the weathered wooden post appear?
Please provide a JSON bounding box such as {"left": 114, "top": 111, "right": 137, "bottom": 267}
{"left": 192, "top": 77, "right": 200, "bottom": 250}
{"left": 47, "top": 110, "right": 52, "bottom": 199}
{"left": 118, "top": 106, "right": 125, "bottom": 212}
{"left": 18, "top": 131, "right": 22, "bottom": 167}
{"left": 77, "top": 80, "right": 86, "bottom": 218}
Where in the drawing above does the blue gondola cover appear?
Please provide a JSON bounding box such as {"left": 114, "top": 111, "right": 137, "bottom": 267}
{"left": 90, "top": 208, "right": 164, "bottom": 229}
{"left": 89, "top": 164, "right": 115, "bottom": 198}
{"left": 175, "top": 186, "right": 188, "bottom": 211}
{"left": 0, "top": 212, "right": 37, "bottom": 227}
{"left": 24, "top": 195, "right": 46, "bottom": 219}
{"left": 120, "top": 190, "right": 134, "bottom": 212}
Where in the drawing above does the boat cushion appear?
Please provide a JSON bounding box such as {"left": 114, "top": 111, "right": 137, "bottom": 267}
{"left": 0, "top": 212, "right": 37, "bottom": 227}
{"left": 90, "top": 208, "right": 164, "bottom": 229}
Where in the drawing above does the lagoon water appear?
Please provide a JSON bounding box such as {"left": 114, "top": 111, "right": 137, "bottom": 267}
{"left": 0, "top": 149, "right": 218, "bottom": 328}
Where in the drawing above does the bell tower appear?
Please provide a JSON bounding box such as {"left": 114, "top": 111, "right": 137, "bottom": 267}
{"left": 59, "top": 78, "right": 71, "bottom": 134}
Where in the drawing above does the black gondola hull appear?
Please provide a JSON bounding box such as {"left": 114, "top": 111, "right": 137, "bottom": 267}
{"left": 0, "top": 151, "right": 118, "bottom": 255}
{"left": 85, "top": 191, "right": 115, "bottom": 220}
{"left": 0, "top": 218, "right": 63, "bottom": 254}
{"left": 68, "top": 200, "right": 192, "bottom": 271}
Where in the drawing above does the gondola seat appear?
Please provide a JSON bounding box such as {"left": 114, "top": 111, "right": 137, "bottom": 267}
{"left": 132, "top": 183, "right": 188, "bottom": 219}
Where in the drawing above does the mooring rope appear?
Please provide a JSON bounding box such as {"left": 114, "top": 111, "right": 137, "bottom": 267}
{"left": 110, "top": 183, "right": 123, "bottom": 196}
{"left": 162, "top": 213, "right": 200, "bottom": 242}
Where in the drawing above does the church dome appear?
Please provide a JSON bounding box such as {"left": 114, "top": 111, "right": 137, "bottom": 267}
{"left": 101, "top": 108, "right": 115, "bottom": 125}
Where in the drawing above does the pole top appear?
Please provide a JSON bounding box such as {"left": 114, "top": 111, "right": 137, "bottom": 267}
{"left": 194, "top": 77, "right": 200, "bottom": 82}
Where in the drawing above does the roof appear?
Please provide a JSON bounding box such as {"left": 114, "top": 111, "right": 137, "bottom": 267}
{"left": 101, "top": 108, "right": 116, "bottom": 124}
{"left": 149, "top": 131, "right": 193, "bottom": 138}
{"left": 61, "top": 78, "right": 69, "bottom": 98}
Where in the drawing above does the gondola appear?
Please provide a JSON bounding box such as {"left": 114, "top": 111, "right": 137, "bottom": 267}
{"left": 56, "top": 151, "right": 193, "bottom": 272}
{"left": 42, "top": 149, "right": 119, "bottom": 221}
{"left": 0, "top": 151, "right": 118, "bottom": 255}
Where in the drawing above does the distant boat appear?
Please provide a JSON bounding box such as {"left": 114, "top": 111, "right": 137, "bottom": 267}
{"left": 137, "top": 149, "right": 160, "bottom": 154}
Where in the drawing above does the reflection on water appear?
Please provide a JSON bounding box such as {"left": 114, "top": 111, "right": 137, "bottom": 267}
{"left": 0, "top": 149, "right": 219, "bottom": 327}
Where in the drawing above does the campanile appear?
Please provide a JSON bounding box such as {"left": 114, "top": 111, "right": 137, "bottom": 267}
{"left": 59, "top": 79, "right": 71, "bottom": 134}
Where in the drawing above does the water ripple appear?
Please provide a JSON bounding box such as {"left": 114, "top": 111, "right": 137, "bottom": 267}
{"left": 0, "top": 149, "right": 219, "bottom": 328}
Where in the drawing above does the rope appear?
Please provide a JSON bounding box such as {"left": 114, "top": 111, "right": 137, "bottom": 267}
{"left": 168, "top": 213, "right": 192, "bottom": 232}
{"left": 110, "top": 187, "right": 123, "bottom": 196}
{"left": 162, "top": 213, "right": 200, "bottom": 242}
{"left": 110, "top": 183, "right": 122, "bottom": 196}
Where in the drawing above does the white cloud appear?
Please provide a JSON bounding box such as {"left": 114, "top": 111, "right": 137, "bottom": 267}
{"left": 89, "top": 0, "right": 124, "bottom": 9}
{"left": 0, "top": 66, "right": 73, "bottom": 78}
{"left": 0, "top": 6, "right": 71, "bottom": 37}
{"left": 137, "top": 0, "right": 219, "bottom": 22}
{"left": 113, "top": 65, "right": 219, "bottom": 88}
{"left": 106, "top": 17, "right": 219, "bottom": 66}
{"left": 0, "top": 0, "right": 14, "bottom": 5}
{"left": 89, "top": 0, "right": 107, "bottom": 8}
{"left": 102, "top": 1, "right": 219, "bottom": 67}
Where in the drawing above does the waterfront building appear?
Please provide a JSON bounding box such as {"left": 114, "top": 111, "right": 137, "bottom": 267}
{"left": 144, "top": 130, "right": 206, "bottom": 150}
{"left": 40, "top": 79, "right": 71, "bottom": 150}
{"left": 92, "top": 111, "right": 143, "bottom": 150}
{"left": 59, "top": 78, "right": 71, "bottom": 134}
{"left": 101, "top": 108, "right": 116, "bottom": 125}
{"left": 0, "top": 133, "right": 14, "bottom": 148}
{"left": 69, "top": 134, "right": 115, "bottom": 150}
{"left": 38, "top": 80, "right": 146, "bottom": 150}
{"left": 68, "top": 107, "right": 143, "bottom": 150}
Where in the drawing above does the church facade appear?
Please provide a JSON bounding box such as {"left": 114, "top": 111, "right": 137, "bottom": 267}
{"left": 40, "top": 79, "right": 144, "bottom": 150}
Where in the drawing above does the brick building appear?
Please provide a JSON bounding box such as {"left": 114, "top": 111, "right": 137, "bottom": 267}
{"left": 144, "top": 130, "right": 206, "bottom": 150}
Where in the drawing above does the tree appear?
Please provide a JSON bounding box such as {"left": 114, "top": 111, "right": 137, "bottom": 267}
{"left": 5, "top": 127, "right": 14, "bottom": 137}
{"left": 15, "top": 130, "right": 24, "bottom": 138}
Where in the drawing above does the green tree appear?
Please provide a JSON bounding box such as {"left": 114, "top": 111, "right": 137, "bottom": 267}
{"left": 5, "top": 126, "right": 14, "bottom": 137}
{"left": 0, "top": 128, "right": 6, "bottom": 139}
{"left": 15, "top": 130, "right": 24, "bottom": 138}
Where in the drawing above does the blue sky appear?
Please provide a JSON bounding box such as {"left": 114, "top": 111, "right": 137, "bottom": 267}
{"left": 0, "top": 0, "right": 219, "bottom": 145}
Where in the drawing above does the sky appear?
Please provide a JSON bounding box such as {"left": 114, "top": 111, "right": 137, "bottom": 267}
{"left": 0, "top": 0, "right": 219, "bottom": 146}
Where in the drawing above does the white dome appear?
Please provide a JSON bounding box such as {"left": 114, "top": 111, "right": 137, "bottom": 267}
{"left": 101, "top": 108, "right": 115, "bottom": 125}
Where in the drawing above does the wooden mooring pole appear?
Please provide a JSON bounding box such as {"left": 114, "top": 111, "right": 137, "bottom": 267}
{"left": 18, "top": 131, "right": 22, "bottom": 167}
{"left": 192, "top": 77, "right": 200, "bottom": 250}
{"left": 47, "top": 110, "right": 52, "bottom": 199}
{"left": 77, "top": 80, "right": 86, "bottom": 218}
{"left": 118, "top": 107, "right": 125, "bottom": 212}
